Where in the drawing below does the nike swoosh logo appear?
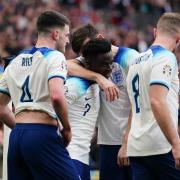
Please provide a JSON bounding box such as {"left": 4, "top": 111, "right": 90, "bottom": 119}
{"left": 85, "top": 97, "right": 92, "bottom": 101}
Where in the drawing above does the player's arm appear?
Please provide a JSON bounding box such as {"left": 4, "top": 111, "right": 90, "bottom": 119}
{"left": 150, "top": 85, "right": 180, "bottom": 169}
{"left": 67, "top": 59, "right": 119, "bottom": 102}
{"left": 150, "top": 54, "right": 180, "bottom": 169}
{"left": 0, "top": 93, "right": 15, "bottom": 129}
{"left": 48, "top": 52, "right": 71, "bottom": 146}
{"left": 48, "top": 77, "right": 71, "bottom": 146}
{"left": 117, "top": 110, "right": 132, "bottom": 167}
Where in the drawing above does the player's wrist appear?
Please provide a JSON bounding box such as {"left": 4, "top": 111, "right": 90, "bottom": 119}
{"left": 62, "top": 123, "right": 71, "bottom": 131}
{"left": 171, "top": 138, "right": 180, "bottom": 147}
{"left": 93, "top": 72, "right": 103, "bottom": 83}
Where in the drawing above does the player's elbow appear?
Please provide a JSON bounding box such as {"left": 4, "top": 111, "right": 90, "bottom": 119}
{"left": 51, "top": 93, "right": 64, "bottom": 106}
{"left": 51, "top": 94, "right": 61, "bottom": 104}
{"left": 150, "top": 97, "right": 163, "bottom": 111}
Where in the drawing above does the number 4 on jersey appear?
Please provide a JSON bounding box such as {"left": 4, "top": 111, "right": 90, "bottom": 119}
{"left": 20, "top": 75, "right": 33, "bottom": 102}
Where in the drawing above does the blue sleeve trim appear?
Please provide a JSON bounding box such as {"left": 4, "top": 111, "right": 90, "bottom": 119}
{"left": 150, "top": 82, "right": 169, "bottom": 90}
{"left": 0, "top": 89, "right": 10, "bottom": 96}
{"left": 48, "top": 75, "right": 66, "bottom": 82}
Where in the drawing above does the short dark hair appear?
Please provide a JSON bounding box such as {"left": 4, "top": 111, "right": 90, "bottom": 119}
{"left": 37, "top": 10, "right": 70, "bottom": 34}
{"left": 82, "top": 38, "right": 111, "bottom": 62}
{"left": 71, "top": 24, "right": 98, "bottom": 54}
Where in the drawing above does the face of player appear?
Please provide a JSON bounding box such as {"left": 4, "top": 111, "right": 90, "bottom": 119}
{"left": 56, "top": 24, "right": 70, "bottom": 53}
{"left": 88, "top": 51, "right": 113, "bottom": 78}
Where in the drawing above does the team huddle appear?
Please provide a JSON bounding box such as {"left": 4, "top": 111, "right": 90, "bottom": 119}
{"left": 0, "top": 10, "right": 180, "bottom": 180}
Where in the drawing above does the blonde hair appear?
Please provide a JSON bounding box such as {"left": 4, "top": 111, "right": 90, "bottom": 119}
{"left": 157, "top": 12, "right": 180, "bottom": 36}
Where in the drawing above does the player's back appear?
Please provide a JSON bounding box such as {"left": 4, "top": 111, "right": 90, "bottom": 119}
{"left": 65, "top": 76, "right": 100, "bottom": 165}
{"left": 3, "top": 47, "right": 66, "bottom": 119}
{"left": 127, "top": 45, "right": 179, "bottom": 156}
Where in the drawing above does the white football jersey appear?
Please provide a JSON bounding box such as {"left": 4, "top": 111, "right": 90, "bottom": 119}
{"left": 65, "top": 77, "right": 100, "bottom": 165}
{"left": 97, "top": 47, "right": 139, "bottom": 145}
{"left": 0, "top": 47, "right": 67, "bottom": 119}
{"left": 127, "top": 45, "right": 179, "bottom": 156}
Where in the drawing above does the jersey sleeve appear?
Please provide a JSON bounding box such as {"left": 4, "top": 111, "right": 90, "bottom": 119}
{"left": 65, "top": 77, "right": 91, "bottom": 104}
{"left": 114, "top": 47, "right": 139, "bottom": 69}
{"left": 64, "top": 79, "right": 79, "bottom": 104}
{"left": 47, "top": 51, "right": 68, "bottom": 81}
{"left": 0, "top": 69, "right": 10, "bottom": 96}
{"left": 150, "top": 53, "right": 177, "bottom": 90}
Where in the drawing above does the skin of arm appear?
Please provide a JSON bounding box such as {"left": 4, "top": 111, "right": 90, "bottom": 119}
{"left": 150, "top": 85, "right": 180, "bottom": 169}
{"left": 48, "top": 77, "right": 71, "bottom": 146}
{"left": 67, "top": 59, "right": 119, "bottom": 102}
{"left": 117, "top": 110, "right": 132, "bottom": 167}
{"left": 0, "top": 93, "right": 15, "bottom": 129}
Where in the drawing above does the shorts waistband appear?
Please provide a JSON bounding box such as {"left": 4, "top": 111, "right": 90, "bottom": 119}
{"left": 15, "top": 123, "right": 58, "bottom": 130}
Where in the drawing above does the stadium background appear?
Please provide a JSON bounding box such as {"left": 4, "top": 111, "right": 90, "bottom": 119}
{"left": 0, "top": 0, "right": 180, "bottom": 179}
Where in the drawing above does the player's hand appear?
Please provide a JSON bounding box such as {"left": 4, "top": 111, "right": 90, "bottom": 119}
{"left": 117, "top": 143, "right": 130, "bottom": 167}
{"left": 172, "top": 140, "right": 180, "bottom": 169}
{"left": 61, "top": 128, "right": 72, "bottom": 147}
{"left": 96, "top": 74, "right": 119, "bottom": 102}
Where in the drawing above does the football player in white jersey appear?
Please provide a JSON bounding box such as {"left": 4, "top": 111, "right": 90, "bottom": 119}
{"left": 0, "top": 11, "right": 80, "bottom": 180}
{"left": 125, "top": 12, "right": 180, "bottom": 180}
{"left": 68, "top": 24, "right": 139, "bottom": 180}
{"left": 68, "top": 24, "right": 119, "bottom": 102}
{"left": 66, "top": 38, "right": 113, "bottom": 180}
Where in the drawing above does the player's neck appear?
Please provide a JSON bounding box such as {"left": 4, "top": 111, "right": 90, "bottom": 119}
{"left": 152, "top": 35, "right": 176, "bottom": 52}
{"left": 111, "top": 45, "right": 118, "bottom": 57}
{"left": 36, "top": 37, "right": 56, "bottom": 49}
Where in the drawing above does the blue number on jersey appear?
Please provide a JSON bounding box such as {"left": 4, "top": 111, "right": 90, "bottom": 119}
{"left": 20, "top": 75, "right": 33, "bottom": 102}
{"left": 83, "top": 103, "right": 91, "bottom": 116}
{"left": 132, "top": 74, "right": 140, "bottom": 113}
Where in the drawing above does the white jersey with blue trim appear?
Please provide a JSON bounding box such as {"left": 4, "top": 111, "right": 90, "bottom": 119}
{"left": 97, "top": 47, "right": 139, "bottom": 145}
{"left": 0, "top": 47, "right": 67, "bottom": 119}
{"left": 127, "top": 45, "right": 179, "bottom": 156}
{"left": 65, "top": 77, "right": 100, "bottom": 165}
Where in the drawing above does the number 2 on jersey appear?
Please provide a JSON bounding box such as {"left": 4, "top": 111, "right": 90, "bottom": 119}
{"left": 20, "top": 75, "right": 33, "bottom": 102}
{"left": 132, "top": 74, "right": 140, "bottom": 113}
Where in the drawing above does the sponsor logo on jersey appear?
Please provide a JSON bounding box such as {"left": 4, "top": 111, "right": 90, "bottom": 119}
{"left": 85, "top": 97, "right": 92, "bottom": 101}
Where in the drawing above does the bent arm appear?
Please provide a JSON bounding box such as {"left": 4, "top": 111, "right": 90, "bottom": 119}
{"left": 67, "top": 59, "right": 119, "bottom": 101}
{"left": 0, "top": 93, "right": 15, "bottom": 129}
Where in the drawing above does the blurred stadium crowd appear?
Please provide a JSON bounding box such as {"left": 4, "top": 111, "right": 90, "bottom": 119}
{"left": 0, "top": 0, "right": 179, "bottom": 59}
{"left": 0, "top": 0, "right": 179, "bottom": 178}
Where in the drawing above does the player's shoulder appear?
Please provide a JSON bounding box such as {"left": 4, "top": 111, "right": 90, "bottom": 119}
{"left": 114, "top": 47, "right": 139, "bottom": 62}
{"left": 150, "top": 45, "right": 176, "bottom": 60}
{"left": 21, "top": 47, "right": 64, "bottom": 59}
{"left": 66, "top": 77, "right": 94, "bottom": 88}
{"left": 150, "top": 45, "right": 177, "bottom": 68}
{"left": 114, "top": 47, "right": 139, "bottom": 69}
{"left": 65, "top": 77, "right": 95, "bottom": 96}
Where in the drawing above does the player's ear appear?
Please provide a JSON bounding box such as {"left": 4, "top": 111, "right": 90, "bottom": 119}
{"left": 175, "top": 36, "right": 180, "bottom": 44}
{"left": 52, "top": 29, "right": 59, "bottom": 41}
